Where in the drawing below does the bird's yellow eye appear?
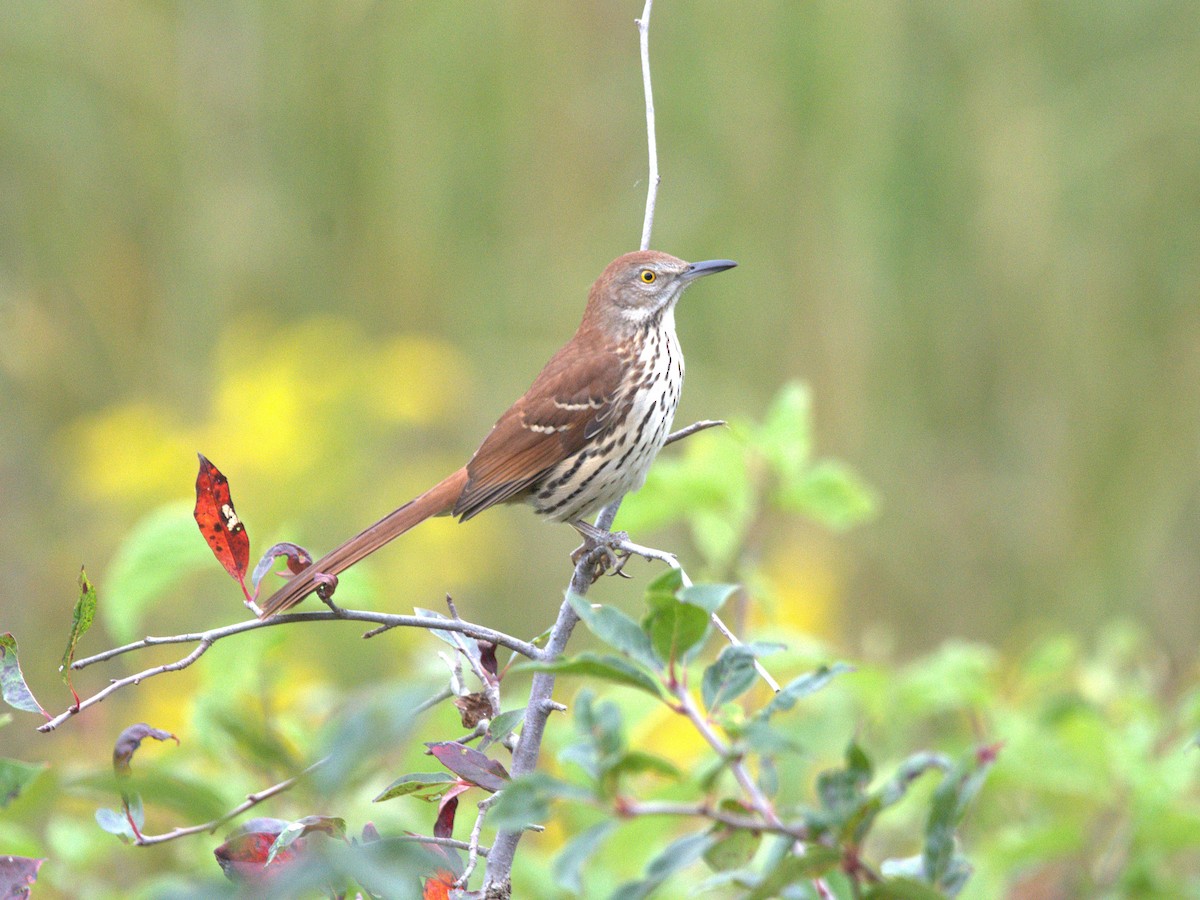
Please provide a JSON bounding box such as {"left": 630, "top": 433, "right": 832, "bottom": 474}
{"left": 640, "top": 269, "right": 656, "bottom": 284}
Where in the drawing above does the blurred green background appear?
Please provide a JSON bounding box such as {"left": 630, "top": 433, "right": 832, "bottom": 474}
{"left": 1, "top": 1, "right": 1198, "bottom": 895}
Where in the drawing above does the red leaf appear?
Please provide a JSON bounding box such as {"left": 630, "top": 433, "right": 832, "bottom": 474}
{"left": 0, "top": 856, "right": 45, "bottom": 899}
{"left": 423, "top": 868, "right": 457, "bottom": 900}
{"left": 434, "top": 795, "right": 458, "bottom": 839}
{"left": 194, "top": 454, "right": 251, "bottom": 594}
{"left": 250, "top": 542, "right": 314, "bottom": 592}
{"left": 478, "top": 641, "right": 499, "bottom": 680}
{"left": 426, "top": 741, "right": 510, "bottom": 793}
{"left": 112, "top": 723, "right": 179, "bottom": 778}
{"left": 214, "top": 818, "right": 303, "bottom": 884}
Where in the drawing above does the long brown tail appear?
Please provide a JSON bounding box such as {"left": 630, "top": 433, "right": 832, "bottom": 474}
{"left": 258, "top": 467, "right": 469, "bottom": 618}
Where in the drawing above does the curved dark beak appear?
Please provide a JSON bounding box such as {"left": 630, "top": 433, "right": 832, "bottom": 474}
{"left": 683, "top": 259, "right": 738, "bottom": 281}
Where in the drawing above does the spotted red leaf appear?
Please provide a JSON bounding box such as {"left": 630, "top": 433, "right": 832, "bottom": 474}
{"left": 194, "top": 455, "right": 251, "bottom": 593}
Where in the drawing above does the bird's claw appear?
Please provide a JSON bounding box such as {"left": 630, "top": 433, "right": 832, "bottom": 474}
{"left": 570, "top": 523, "right": 635, "bottom": 581}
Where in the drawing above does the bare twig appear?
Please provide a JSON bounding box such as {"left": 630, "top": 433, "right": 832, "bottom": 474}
{"left": 613, "top": 535, "right": 782, "bottom": 693}
{"left": 39, "top": 610, "right": 538, "bottom": 734}
{"left": 40, "top": 640, "right": 214, "bottom": 733}
{"left": 636, "top": 0, "right": 658, "bottom": 251}
{"left": 663, "top": 418, "right": 725, "bottom": 447}
{"left": 457, "top": 793, "right": 500, "bottom": 888}
{"left": 618, "top": 799, "right": 807, "bottom": 841}
{"left": 671, "top": 680, "right": 783, "bottom": 828}
{"left": 133, "top": 756, "right": 330, "bottom": 846}
{"left": 130, "top": 686, "right": 454, "bottom": 847}
{"left": 392, "top": 833, "right": 489, "bottom": 857}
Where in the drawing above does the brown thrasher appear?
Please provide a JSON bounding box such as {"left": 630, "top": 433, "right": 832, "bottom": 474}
{"left": 258, "top": 250, "right": 736, "bottom": 618}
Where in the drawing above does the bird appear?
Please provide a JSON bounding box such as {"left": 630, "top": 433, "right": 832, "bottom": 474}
{"left": 258, "top": 250, "right": 736, "bottom": 618}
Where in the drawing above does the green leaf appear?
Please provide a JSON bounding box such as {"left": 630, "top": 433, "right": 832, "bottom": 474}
{"left": 373, "top": 771, "right": 458, "bottom": 803}
{"left": 645, "top": 567, "right": 685, "bottom": 600}
{"left": 743, "top": 845, "right": 843, "bottom": 899}
{"left": 0, "top": 634, "right": 46, "bottom": 717}
{"left": 645, "top": 831, "right": 715, "bottom": 879}
{"left": 778, "top": 459, "right": 877, "bottom": 531}
{"left": 702, "top": 823, "right": 760, "bottom": 872}
{"left": 60, "top": 568, "right": 98, "bottom": 687}
{"left": 103, "top": 501, "right": 216, "bottom": 641}
{"left": 266, "top": 815, "right": 346, "bottom": 866}
{"left": 95, "top": 806, "right": 136, "bottom": 840}
{"left": 567, "top": 593, "right": 661, "bottom": 671}
{"left": 691, "top": 510, "right": 744, "bottom": 570}
{"left": 755, "top": 381, "right": 813, "bottom": 479}
{"left": 763, "top": 662, "right": 853, "bottom": 719}
{"left": 488, "top": 773, "right": 590, "bottom": 832}
{"left": 923, "top": 749, "right": 996, "bottom": 887}
{"left": 517, "top": 653, "right": 663, "bottom": 698}
{"left": 702, "top": 645, "right": 760, "bottom": 711}
{"left": 487, "top": 708, "right": 526, "bottom": 743}
{"left": 608, "top": 750, "right": 681, "bottom": 780}
{"left": 0, "top": 758, "right": 47, "bottom": 807}
{"left": 644, "top": 599, "right": 711, "bottom": 667}
{"left": 865, "top": 877, "right": 950, "bottom": 900}
{"left": 611, "top": 831, "right": 715, "bottom": 899}
{"left": 553, "top": 820, "right": 617, "bottom": 895}
{"left": 812, "top": 741, "right": 874, "bottom": 835}
{"left": 679, "top": 583, "right": 739, "bottom": 614}
{"left": 876, "top": 753, "right": 953, "bottom": 809}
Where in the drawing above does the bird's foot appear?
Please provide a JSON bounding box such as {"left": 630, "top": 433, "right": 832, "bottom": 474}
{"left": 570, "top": 521, "right": 636, "bottom": 581}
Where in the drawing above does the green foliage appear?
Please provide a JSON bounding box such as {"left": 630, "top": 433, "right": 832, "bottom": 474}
{"left": 2, "top": 382, "right": 1197, "bottom": 899}
{"left": 619, "top": 382, "right": 877, "bottom": 572}
{"left": 103, "top": 502, "right": 217, "bottom": 642}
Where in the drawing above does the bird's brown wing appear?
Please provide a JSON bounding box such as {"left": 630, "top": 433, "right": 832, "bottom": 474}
{"left": 453, "top": 345, "right": 629, "bottom": 519}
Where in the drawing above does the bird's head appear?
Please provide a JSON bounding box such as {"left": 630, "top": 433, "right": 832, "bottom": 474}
{"left": 586, "top": 250, "right": 737, "bottom": 331}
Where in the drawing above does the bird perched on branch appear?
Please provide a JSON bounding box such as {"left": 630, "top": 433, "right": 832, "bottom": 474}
{"left": 259, "top": 250, "right": 736, "bottom": 618}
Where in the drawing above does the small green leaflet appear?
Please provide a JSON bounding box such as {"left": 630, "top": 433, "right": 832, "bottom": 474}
{"left": 60, "top": 568, "right": 98, "bottom": 705}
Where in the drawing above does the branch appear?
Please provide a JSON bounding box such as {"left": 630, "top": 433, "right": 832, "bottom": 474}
{"left": 457, "top": 793, "right": 500, "bottom": 888}
{"left": 663, "top": 418, "right": 724, "bottom": 447}
{"left": 618, "top": 799, "right": 808, "bottom": 841}
{"left": 637, "top": 0, "right": 658, "bottom": 251}
{"left": 671, "top": 680, "right": 782, "bottom": 829}
{"left": 615, "top": 535, "right": 781, "bottom": 693}
{"left": 38, "top": 612, "right": 536, "bottom": 733}
{"left": 133, "top": 756, "right": 330, "bottom": 846}
{"left": 128, "top": 686, "right": 454, "bottom": 847}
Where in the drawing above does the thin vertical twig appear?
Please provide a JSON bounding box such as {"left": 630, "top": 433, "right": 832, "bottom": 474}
{"left": 637, "top": 0, "right": 658, "bottom": 252}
